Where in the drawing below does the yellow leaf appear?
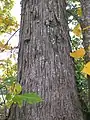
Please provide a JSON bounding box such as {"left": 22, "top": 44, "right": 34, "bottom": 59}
{"left": 4, "top": 45, "right": 11, "bottom": 50}
{"left": 83, "top": 26, "right": 90, "bottom": 31}
{"left": 72, "top": 24, "right": 82, "bottom": 37}
{"left": 88, "top": 45, "right": 90, "bottom": 50}
{"left": 14, "top": 83, "right": 22, "bottom": 94}
{"left": 82, "top": 62, "right": 90, "bottom": 75}
{"left": 77, "top": 8, "right": 82, "bottom": 16}
{"left": 8, "top": 83, "right": 15, "bottom": 93}
{"left": 70, "top": 48, "right": 85, "bottom": 58}
{"left": 0, "top": 17, "right": 3, "bottom": 24}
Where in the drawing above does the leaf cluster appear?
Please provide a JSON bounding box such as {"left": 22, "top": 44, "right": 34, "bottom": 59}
{"left": 0, "top": 0, "right": 19, "bottom": 34}
{"left": 0, "top": 58, "right": 42, "bottom": 110}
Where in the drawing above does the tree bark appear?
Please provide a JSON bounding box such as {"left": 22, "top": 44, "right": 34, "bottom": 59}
{"left": 80, "top": 0, "right": 90, "bottom": 102}
{"left": 9, "top": 0, "right": 83, "bottom": 120}
{"left": 79, "top": 1, "right": 90, "bottom": 119}
{"left": 80, "top": 0, "right": 90, "bottom": 62}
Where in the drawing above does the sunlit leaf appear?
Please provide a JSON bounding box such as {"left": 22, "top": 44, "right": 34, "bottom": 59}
{"left": 88, "top": 45, "right": 90, "bottom": 50}
{"left": 77, "top": 8, "right": 82, "bottom": 16}
{"left": 4, "top": 77, "right": 16, "bottom": 86}
{"left": 70, "top": 48, "right": 85, "bottom": 58}
{"left": 14, "top": 83, "right": 22, "bottom": 94}
{"left": 6, "top": 100, "right": 13, "bottom": 108}
{"left": 12, "top": 95, "right": 23, "bottom": 108}
{"left": 0, "top": 84, "right": 4, "bottom": 89}
{"left": 83, "top": 26, "right": 90, "bottom": 31}
{"left": 72, "top": 24, "right": 82, "bottom": 37}
{"left": 82, "top": 62, "right": 90, "bottom": 76}
{"left": 0, "top": 0, "right": 19, "bottom": 34}
{"left": 0, "top": 17, "right": 3, "bottom": 24}
{"left": 6, "top": 94, "right": 12, "bottom": 101}
{"left": 8, "top": 82, "right": 15, "bottom": 93}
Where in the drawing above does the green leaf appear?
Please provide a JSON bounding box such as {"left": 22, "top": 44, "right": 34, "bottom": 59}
{"left": 6, "top": 100, "right": 13, "bottom": 108}
{"left": 20, "top": 93, "right": 42, "bottom": 104}
{"left": 13, "top": 93, "right": 42, "bottom": 105}
{"left": 6, "top": 94, "right": 12, "bottom": 101}
{"left": 3, "top": 77, "right": 16, "bottom": 86}
{"left": 12, "top": 95, "right": 23, "bottom": 108}
{"left": 14, "top": 83, "right": 22, "bottom": 95}
{"left": 0, "top": 84, "right": 4, "bottom": 89}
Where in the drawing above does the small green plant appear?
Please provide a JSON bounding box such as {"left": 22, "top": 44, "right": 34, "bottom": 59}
{"left": 0, "top": 77, "right": 42, "bottom": 108}
{"left": 0, "top": 58, "right": 42, "bottom": 109}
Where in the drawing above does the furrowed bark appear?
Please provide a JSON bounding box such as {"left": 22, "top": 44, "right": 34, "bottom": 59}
{"left": 80, "top": 0, "right": 90, "bottom": 102}
{"left": 8, "top": 0, "right": 83, "bottom": 120}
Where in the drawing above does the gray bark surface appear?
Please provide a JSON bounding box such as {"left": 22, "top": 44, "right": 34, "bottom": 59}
{"left": 80, "top": 0, "right": 90, "bottom": 102}
{"left": 9, "top": 0, "right": 83, "bottom": 120}
{"left": 80, "top": 0, "right": 90, "bottom": 61}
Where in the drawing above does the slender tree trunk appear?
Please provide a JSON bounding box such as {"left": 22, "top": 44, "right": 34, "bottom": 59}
{"left": 80, "top": 0, "right": 90, "bottom": 101}
{"left": 79, "top": 1, "right": 90, "bottom": 119}
{"left": 9, "top": 0, "right": 83, "bottom": 120}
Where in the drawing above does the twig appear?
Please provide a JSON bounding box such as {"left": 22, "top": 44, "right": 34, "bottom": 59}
{"left": 67, "top": 9, "right": 82, "bottom": 24}
{"left": 5, "top": 28, "right": 20, "bottom": 46}
{"left": 0, "top": 89, "right": 5, "bottom": 105}
{"left": 4, "top": 103, "right": 14, "bottom": 120}
{"left": 0, "top": 28, "right": 20, "bottom": 52}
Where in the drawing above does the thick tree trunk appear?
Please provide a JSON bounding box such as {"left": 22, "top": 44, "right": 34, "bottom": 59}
{"left": 9, "top": 0, "right": 83, "bottom": 120}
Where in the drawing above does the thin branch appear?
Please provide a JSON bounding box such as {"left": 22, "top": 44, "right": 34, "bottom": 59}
{"left": 0, "top": 89, "right": 5, "bottom": 105}
{"left": 0, "top": 28, "right": 20, "bottom": 52}
{"left": 5, "top": 28, "right": 20, "bottom": 46}
{"left": 4, "top": 103, "right": 14, "bottom": 120}
{"left": 67, "top": 9, "right": 82, "bottom": 24}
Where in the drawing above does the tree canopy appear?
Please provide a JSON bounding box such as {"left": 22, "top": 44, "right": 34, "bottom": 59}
{"left": 0, "top": 0, "right": 19, "bottom": 34}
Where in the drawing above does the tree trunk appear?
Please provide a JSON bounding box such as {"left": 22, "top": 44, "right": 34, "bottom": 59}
{"left": 9, "top": 0, "right": 83, "bottom": 120}
{"left": 79, "top": 0, "right": 90, "bottom": 119}
{"left": 80, "top": 0, "right": 90, "bottom": 101}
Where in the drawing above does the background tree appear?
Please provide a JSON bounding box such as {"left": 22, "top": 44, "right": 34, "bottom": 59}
{"left": 79, "top": 0, "right": 90, "bottom": 119}
{"left": 66, "top": 0, "right": 90, "bottom": 119}
{"left": 8, "top": 0, "right": 84, "bottom": 120}
{"left": 80, "top": 0, "right": 90, "bottom": 99}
